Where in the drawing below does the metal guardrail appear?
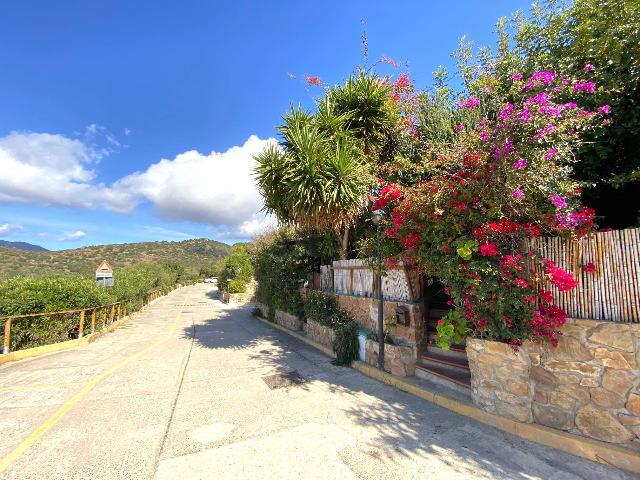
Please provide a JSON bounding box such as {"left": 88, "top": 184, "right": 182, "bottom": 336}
{"left": 1, "top": 281, "right": 193, "bottom": 355}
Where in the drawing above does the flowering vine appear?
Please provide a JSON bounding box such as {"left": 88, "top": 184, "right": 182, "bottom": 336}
{"left": 372, "top": 69, "right": 608, "bottom": 349}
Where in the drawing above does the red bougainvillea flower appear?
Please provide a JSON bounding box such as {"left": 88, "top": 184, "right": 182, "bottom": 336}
{"left": 539, "top": 290, "right": 554, "bottom": 304}
{"left": 513, "top": 278, "right": 530, "bottom": 289}
{"left": 582, "top": 262, "right": 596, "bottom": 273}
{"left": 304, "top": 75, "right": 322, "bottom": 86}
{"left": 402, "top": 232, "right": 420, "bottom": 251}
{"left": 478, "top": 242, "right": 499, "bottom": 257}
{"left": 544, "top": 259, "right": 579, "bottom": 291}
{"left": 395, "top": 74, "right": 410, "bottom": 89}
{"left": 373, "top": 183, "right": 402, "bottom": 209}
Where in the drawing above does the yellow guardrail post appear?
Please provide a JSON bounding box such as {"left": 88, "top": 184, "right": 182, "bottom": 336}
{"left": 91, "top": 309, "right": 96, "bottom": 334}
{"left": 2, "top": 318, "right": 11, "bottom": 354}
{"left": 116, "top": 303, "right": 121, "bottom": 322}
{"left": 78, "top": 310, "right": 85, "bottom": 339}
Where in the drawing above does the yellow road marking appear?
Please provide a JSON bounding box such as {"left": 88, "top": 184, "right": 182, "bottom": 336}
{"left": 0, "top": 382, "right": 86, "bottom": 393}
{"left": 0, "top": 295, "right": 188, "bottom": 475}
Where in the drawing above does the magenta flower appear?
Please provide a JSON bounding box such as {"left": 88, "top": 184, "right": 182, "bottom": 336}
{"left": 564, "top": 102, "right": 578, "bottom": 110}
{"left": 522, "top": 71, "right": 555, "bottom": 91}
{"left": 480, "top": 130, "right": 488, "bottom": 141}
{"left": 457, "top": 96, "right": 480, "bottom": 109}
{"left": 598, "top": 104, "right": 612, "bottom": 115}
{"left": 573, "top": 81, "right": 596, "bottom": 93}
{"left": 583, "top": 64, "right": 595, "bottom": 72}
{"left": 512, "top": 158, "right": 527, "bottom": 170}
{"left": 498, "top": 103, "right": 514, "bottom": 120}
{"left": 512, "top": 189, "right": 525, "bottom": 201}
{"left": 511, "top": 73, "right": 523, "bottom": 82}
{"left": 548, "top": 194, "right": 567, "bottom": 209}
{"left": 544, "top": 148, "right": 558, "bottom": 160}
{"left": 454, "top": 123, "right": 464, "bottom": 132}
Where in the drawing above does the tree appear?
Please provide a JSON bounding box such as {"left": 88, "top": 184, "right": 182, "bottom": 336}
{"left": 254, "top": 72, "right": 400, "bottom": 259}
{"left": 456, "top": 0, "right": 640, "bottom": 227}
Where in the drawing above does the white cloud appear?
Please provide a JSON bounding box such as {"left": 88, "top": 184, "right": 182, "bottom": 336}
{"left": 0, "top": 130, "right": 278, "bottom": 240}
{"left": 116, "top": 135, "right": 277, "bottom": 237}
{"left": 57, "top": 230, "right": 86, "bottom": 241}
{"left": 0, "top": 223, "right": 24, "bottom": 236}
{"left": 0, "top": 130, "right": 135, "bottom": 212}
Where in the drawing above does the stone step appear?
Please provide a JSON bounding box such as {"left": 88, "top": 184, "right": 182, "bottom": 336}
{"left": 415, "top": 362, "right": 471, "bottom": 395}
{"left": 421, "top": 350, "right": 469, "bottom": 370}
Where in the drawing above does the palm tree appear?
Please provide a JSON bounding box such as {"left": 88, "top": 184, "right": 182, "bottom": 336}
{"left": 254, "top": 71, "right": 399, "bottom": 259}
{"left": 255, "top": 108, "right": 371, "bottom": 259}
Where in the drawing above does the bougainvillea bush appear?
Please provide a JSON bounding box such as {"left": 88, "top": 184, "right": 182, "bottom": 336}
{"left": 375, "top": 69, "right": 609, "bottom": 349}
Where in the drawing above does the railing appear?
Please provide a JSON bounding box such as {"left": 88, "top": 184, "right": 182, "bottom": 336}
{"left": 1, "top": 281, "right": 193, "bottom": 355}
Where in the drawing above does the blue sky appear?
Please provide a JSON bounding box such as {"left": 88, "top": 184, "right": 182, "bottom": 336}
{"left": 0, "top": 0, "right": 532, "bottom": 250}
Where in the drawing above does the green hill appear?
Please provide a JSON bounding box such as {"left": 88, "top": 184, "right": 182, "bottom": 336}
{"left": 0, "top": 238, "right": 231, "bottom": 280}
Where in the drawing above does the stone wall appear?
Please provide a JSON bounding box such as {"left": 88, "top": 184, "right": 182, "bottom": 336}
{"left": 336, "top": 295, "right": 425, "bottom": 346}
{"left": 305, "top": 319, "right": 335, "bottom": 349}
{"left": 364, "top": 339, "right": 416, "bottom": 376}
{"left": 274, "top": 309, "right": 302, "bottom": 331}
{"left": 468, "top": 319, "right": 640, "bottom": 447}
{"left": 220, "top": 281, "right": 256, "bottom": 305}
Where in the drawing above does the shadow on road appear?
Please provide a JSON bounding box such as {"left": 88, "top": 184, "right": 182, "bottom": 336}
{"left": 179, "top": 300, "right": 632, "bottom": 480}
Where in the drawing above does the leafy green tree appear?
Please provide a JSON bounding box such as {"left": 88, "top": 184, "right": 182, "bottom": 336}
{"left": 217, "top": 245, "right": 254, "bottom": 293}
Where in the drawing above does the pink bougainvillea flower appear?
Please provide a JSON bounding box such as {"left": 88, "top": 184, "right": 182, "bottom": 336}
{"left": 544, "top": 148, "right": 558, "bottom": 160}
{"left": 511, "top": 73, "right": 523, "bottom": 81}
{"left": 512, "top": 158, "right": 527, "bottom": 170}
{"left": 582, "top": 262, "right": 596, "bottom": 272}
{"left": 498, "top": 103, "right": 514, "bottom": 120}
{"left": 573, "top": 81, "right": 596, "bottom": 93}
{"left": 522, "top": 71, "right": 554, "bottom": 91}
{"left": 454, "top": 123, "right": 464, "bottom": 132}
{"left": 598, "top": 104, "right": 612, "bottom": 115}
{"left": 511, "top": 189, "right": 525, "bottom": 201}
{"left": 583, "top": 64, "right": 595, "bottom": 72}
{"left": 379, "top": 55, "right": 399, "bottom": 68}
{"left": 548, "top": 194, "right": 567, "bottom": 209}
{"left": 457, "top": 96, "right": 480, "bottom": 109}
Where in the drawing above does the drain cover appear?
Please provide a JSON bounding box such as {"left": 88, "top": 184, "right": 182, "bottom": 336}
{"left": 262, "top": 371, "right": 306, "bottom": 390}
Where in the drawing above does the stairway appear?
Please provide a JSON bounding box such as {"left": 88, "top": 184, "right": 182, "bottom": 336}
{"left": 417, "top": 282, "right": 471, "bottom": 393}
{"left": 416, "top": 341, "right": 471, "bottom": 394}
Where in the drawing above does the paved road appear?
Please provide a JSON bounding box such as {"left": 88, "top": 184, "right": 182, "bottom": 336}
{"left": 0, "top": 284, "right": 634, "bottom": 479}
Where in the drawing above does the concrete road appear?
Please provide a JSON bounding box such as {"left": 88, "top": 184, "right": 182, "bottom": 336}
{"left": 0, "top": 284, "right": 634, "bottom": 480}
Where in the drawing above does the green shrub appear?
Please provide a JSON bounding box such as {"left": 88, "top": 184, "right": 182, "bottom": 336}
{"left": 333, "top": 321, "right": 360, "bottom": 366}
{"left": 228, "top": 279, "right": 247, "bottom": 293}
{"left": 253, "top": 228, "right": 323, "bottom": 317}
{"left": 304, "top": 290, "right": 340, "bottom": 327}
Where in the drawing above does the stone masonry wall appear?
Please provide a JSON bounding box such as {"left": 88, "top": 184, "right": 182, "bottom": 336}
{"left": 365, "top": 339, "right": 416, "bottom": 377}
{"left": 336, "top": 295, "right": 425, "bottom": 346}
{"left": 274, "top": 310, "right": 302, "bottom": 331}
{"left": 468, "top": 318, "right": 640, "bottom": 448}
{"left": 305, "top": 319, "right": 335, "bottom": 349}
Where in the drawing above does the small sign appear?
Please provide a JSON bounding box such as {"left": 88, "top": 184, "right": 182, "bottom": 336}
{"left": 96, "top": 260, "right": 114, "bottom": 287}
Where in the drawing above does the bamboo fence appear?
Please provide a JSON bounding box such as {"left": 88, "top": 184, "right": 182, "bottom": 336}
{"left": 529, "top": 228, "right": 640, "bottom": 322}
